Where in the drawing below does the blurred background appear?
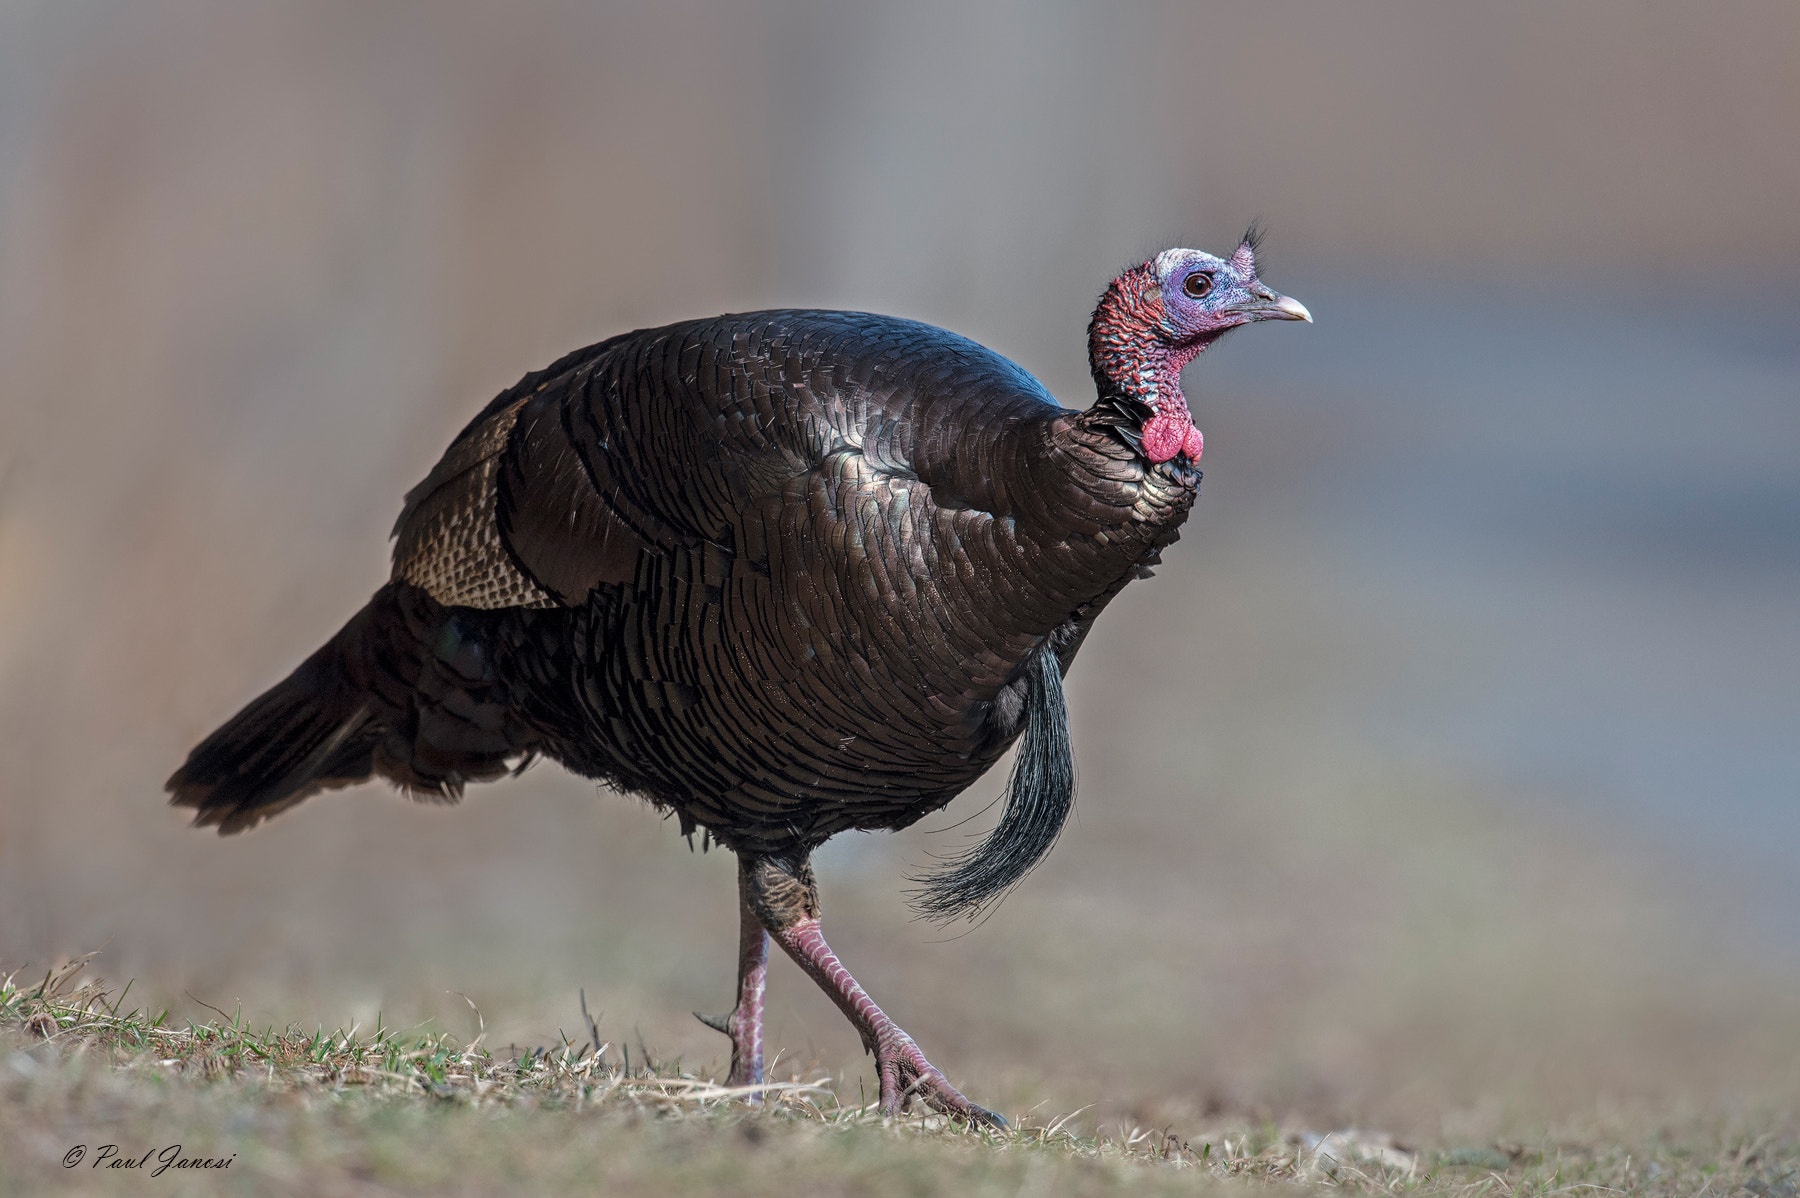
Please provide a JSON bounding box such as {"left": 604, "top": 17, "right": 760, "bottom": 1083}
{"left": 2, "top": 0, "right": 1796, "bottom": 1138}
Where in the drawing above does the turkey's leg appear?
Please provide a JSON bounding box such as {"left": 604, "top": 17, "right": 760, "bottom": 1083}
{"left": 694, "top": 880, "right": 770, "bottom": 1092}
{"left": 740, "top": 852, "right": 1005, "bottom": 1128}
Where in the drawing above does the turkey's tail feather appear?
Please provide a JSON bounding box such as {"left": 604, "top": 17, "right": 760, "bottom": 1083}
{"left": 167, "top": 636, "right": 381, "bottom": 834}
{"left": 167, "top": 585, "right": 538, "bottom": 835}
{"left": 909, "top": 642, "right": 1076, "bottom": 922}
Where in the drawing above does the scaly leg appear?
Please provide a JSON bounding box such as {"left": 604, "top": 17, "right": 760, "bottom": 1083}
{"left": 694, "top": 880, "right": 771, "bottom": 1093}
{"left": 739, "top": 852, "right": 1006, "bottom": 1128}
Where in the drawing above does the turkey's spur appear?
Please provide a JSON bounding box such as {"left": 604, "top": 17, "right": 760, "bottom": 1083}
{"left": 167, "top": 234, "right": 1310, "bottom": 1125}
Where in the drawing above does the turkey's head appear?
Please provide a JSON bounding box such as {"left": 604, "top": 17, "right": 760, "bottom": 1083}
{"left": 1088, "top": 232, "right": 1310, "bottom": 463}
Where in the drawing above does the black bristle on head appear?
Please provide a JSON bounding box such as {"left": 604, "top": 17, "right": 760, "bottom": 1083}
{"left": 909, "top": 643, "right": 1076, "bottom": 922}
{"left": 1239, "top": 219, "right": 1266, "bottom": 258}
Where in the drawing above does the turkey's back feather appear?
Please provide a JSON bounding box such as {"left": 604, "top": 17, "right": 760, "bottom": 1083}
{"left": 391, "top": 395, "right": 556, "bottom": 609}
{"left": 390, "top": 311, "right": 1073, "bottom": 616}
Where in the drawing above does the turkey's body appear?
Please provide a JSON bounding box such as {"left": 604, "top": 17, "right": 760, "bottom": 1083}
{"left": 414, "top": 311, "right": 1193, "bottom": 857}
{"left": 169, "top": 245, "right": 1308, "bottom": 1125}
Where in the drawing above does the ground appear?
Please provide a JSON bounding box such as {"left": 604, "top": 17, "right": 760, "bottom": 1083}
{"left": 5, "top": 960, "right": 1797, "bottom": 1197}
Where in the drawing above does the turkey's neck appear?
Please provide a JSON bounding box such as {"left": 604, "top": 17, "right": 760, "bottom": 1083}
{"left": 1085, "top": 283, "right": 1209, "bottom": 463}
{"left": 1086, "top": 341, "right": 1207, "bottom": 465}
{"left": 1095, "top": 342, "right": 1200, "bottom": 416}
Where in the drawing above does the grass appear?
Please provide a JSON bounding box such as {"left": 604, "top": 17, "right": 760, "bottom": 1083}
{"left": 5, "top": 956, "right": 1797, "bottom": 1196}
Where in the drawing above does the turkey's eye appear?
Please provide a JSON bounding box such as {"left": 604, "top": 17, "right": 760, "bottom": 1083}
{"left": 1182, "top": 272, "right": 1213, "bottom": 300}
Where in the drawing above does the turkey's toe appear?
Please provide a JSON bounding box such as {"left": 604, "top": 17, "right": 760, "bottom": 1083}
{"left": 877, "top": 1036, "right": 1006, "bottom": 1128}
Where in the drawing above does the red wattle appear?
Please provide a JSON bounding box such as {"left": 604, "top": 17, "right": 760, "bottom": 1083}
{"left": 1141, "top": 415, "right": 1186, "bottom": 463}
{"left": 1142, "top": 414, "right": 1202, "bottom": 464}
{"left": 1182, "top": 424, "right": 1204, "bottom": 461}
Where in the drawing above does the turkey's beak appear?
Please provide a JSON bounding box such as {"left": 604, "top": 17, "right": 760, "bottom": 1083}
{"left": 1234, "top": 291, "right": 1312, "bottom": 323}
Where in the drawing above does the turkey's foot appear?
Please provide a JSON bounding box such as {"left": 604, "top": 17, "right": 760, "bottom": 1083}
{"left": 773, "top": 917, "right": 1005, "bottom": 1128}
{"left": 866, "top": 1019, "right": 1006, "bottom": 1127}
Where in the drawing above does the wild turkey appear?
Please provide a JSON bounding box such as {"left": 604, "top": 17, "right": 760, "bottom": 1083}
{"left": 167, "top": 235, "right": 1309, "bottom": 1125}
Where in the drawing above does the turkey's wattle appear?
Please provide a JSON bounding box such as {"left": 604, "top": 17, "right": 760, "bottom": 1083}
{"left": 1141, "top": 414, "right": 1205, "bottom": 464}
{"left": 167, "top": 235, "right": 1309, "bottom": 1125}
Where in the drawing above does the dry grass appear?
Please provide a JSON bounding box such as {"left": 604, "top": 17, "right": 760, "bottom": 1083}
{"left": 7, "top": 957, "right": 1797, "bottom": 1197}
